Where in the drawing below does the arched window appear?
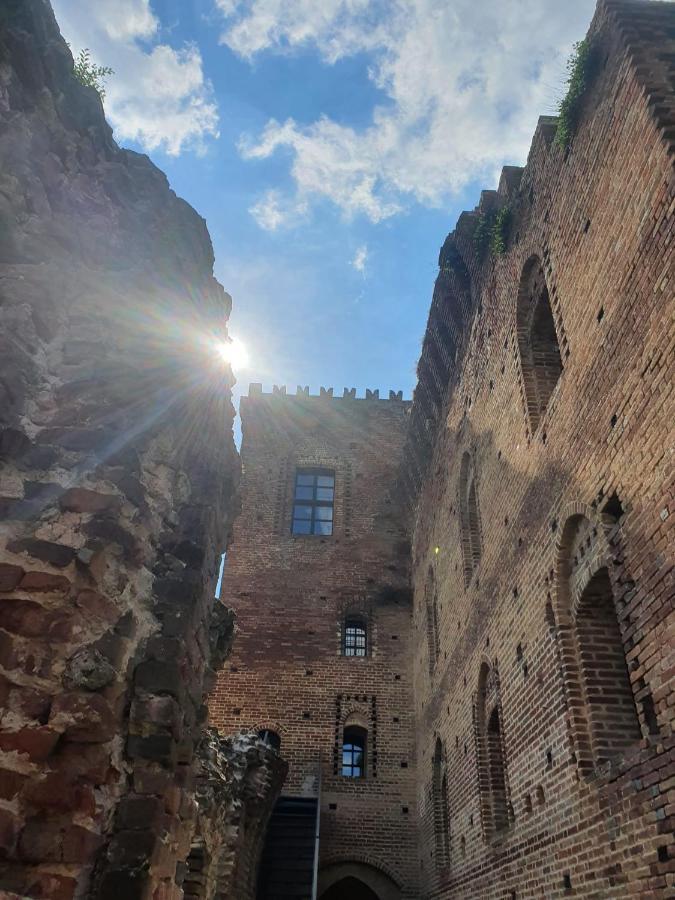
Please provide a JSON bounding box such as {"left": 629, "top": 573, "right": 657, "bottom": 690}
{"left": 342, "top": 726, "right": 366, "bottom": 778}
{"left": 516, "top": 256, "right": 563, "bottom": 431}
{"left": 424, "top": 568, "right": 440, "bottom": 674}
{"left": 556, "top": 514, "right": 640, "bottom": 771}
{"left": 258, "top": 729, "right": 281, "bottom": 752}
{"left": 476, "top": 663, "right": 511, "bottom": 839}
{"left": 343, "top": 617, "right": 367, "bottom": 657}
{"left": 432, "top": 738, "right": 450, "bottom": 869}
{"left": 459, "top": 452, "right": 482, "bottom": 585}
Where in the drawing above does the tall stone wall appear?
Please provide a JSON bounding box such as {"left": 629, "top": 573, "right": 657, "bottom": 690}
{"left": 404, "top": 0, "right": 674, "bottom": 897}
{"left": 209, "top": 386, "right": 419, "bottom": 899}
{"left": 0, "top": 2, "right": 280, "bottom": 898}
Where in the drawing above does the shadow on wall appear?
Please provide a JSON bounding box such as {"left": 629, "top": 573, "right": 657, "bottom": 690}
{"left": 318, "top": 861, "right": 401, "bottom": 900}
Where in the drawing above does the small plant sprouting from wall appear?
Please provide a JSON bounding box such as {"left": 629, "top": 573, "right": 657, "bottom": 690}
{"left": 555, "top": 39, "right": 596, "bottom": 150}
{"left": 491, "top": 206, "right": 511, "bottom": 256}
{"left": 473, "top": 211, "right": 495, "bottom": 257}
{"left": 72, "top": 48, "right": 113, "bottom": 100}
{"left": 472, "top": 205, "right": 511, "bottom": 259}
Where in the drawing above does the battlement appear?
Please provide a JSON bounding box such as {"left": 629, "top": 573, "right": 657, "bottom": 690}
{"left": 398, "top": 0, "right": 675, "bottom": 517}
{"left": 246, "top": 383, "right": 409, "bottom": 402}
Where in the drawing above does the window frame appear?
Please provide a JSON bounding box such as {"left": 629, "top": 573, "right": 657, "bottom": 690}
{"left": 341, "top": 726, "right": 367, "bottom": 778}
{"left": 343, "top": 617, "right": 368, "bottom": 658}
{"left": 291, "top": 468, "right": 335, "bottom": 536}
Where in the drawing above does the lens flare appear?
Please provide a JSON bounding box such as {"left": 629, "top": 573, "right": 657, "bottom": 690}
{"left": 216, "top": 337, "right": 249, "bottom": 370}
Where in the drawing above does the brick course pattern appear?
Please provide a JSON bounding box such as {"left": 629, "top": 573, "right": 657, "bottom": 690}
{"left": 401, "top": 1, "right": 674, "bottom": 897}
{"left": 0, "top": 3, "right": 285, "bottom": 898}
{"left": 210, "top": 388, "right": 419, "bottom": 898}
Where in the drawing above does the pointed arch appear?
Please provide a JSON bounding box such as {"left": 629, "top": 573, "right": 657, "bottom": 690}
{"left": 554, "top": 510, "right": 641, "bottom": 771}
{"left": 432, "top": 737, "right": 450, "bottom": 869}
{"left": 424, "top": 567, "right": 440, "bottom": 673}
{"left": 459, "top": 452, "right": 482, "bottom": 585}
{"left": 475, "top": 661, "right": 511, "bottom": 840}
{"left": 516, "top": 255, "right": 563, "bottom": 431}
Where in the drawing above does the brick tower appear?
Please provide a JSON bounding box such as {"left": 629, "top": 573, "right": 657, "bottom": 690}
{"left": 209, "top": 385, "right": 419, "bottom": 899}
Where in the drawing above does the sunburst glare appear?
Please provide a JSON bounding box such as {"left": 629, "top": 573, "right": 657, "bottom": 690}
{"left": 216, "top": 337, "right": 249, "bottom": 370}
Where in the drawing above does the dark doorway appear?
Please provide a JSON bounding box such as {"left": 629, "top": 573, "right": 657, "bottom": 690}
{"left": 321, "top": 877, "right": 379, "bottom": 900}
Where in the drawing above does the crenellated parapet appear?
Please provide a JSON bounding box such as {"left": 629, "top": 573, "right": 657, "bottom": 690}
{"left": 399, "top": 0, "right": 675, "bottom": 518}
{"left": 247, "top": 383, "right": 408, "bottom": 402}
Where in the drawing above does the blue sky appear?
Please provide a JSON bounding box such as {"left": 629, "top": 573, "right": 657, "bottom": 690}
{"left": 52, "top": 0, "right": 596, "bottom": 416}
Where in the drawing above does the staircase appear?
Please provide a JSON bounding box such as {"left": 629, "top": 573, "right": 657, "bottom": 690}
{"left": 257, "top": 796, "right": 319, "bottom": 900}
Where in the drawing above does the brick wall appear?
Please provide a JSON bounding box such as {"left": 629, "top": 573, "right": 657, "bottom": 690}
{"left": 209, "top": 388, "right": 419, "bottom": 898}
{"left": 404, "top": 1, "right": 674, "bottom": 896}
{"left": 0, "top": 3, "right": 272, "bottom": 898}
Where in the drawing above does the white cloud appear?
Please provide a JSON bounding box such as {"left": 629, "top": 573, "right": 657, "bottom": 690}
{"left": 249, "top": 189, "right": 287, "bottom": 231}
{"left": 217, "top": 0, "right": 596, "bottom": 223}
{"left": 351, "top": 244, "right": 368, "bottom": 273}
{"left": 52, "top": 0, "right": 219, "bottom": 155}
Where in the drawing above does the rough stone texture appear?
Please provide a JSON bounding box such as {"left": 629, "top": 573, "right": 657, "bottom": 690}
{"left": 402, "top": 1, "right": 675, "bottom": 897}
{"left": 184, "top": 730, "right": 287, "bottom": 900}
{"left": 210, "top": 389, "right": 419, "bottom": 898}
{"left": 0, "top": 1, "right": 263, "bottom": 897}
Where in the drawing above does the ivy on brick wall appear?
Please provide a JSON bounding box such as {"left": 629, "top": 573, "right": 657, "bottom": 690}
{"left": 555, "top": 39, "right": 596, "bottom": 150}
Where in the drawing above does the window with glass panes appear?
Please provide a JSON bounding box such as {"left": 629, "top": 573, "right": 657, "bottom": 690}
{"left": 292, "top": 469, "right": 335, "bottom": 535}
{"left": 344, "top": 618, "right": 367, "bottom": 657}
{"left": 342, "top": 727, "right": 366, "bottom": 778}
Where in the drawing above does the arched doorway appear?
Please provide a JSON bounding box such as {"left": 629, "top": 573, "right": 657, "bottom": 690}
{"left": 320, "top": 876, "right": 379, "bottom": 899}
{"left": 318, "top": 861, "right": 400, "bottom": 900}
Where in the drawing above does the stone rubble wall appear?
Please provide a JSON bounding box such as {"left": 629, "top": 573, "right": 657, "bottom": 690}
{"left": 0, "top": 2, "right": 284, "bottom": 898}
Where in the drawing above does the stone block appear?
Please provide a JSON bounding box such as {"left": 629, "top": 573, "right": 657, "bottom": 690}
{"left": 0, "top": 768, "right": 27, "bottom": 801}
{"left": 0, "top": 598, "right": 50, "bottom": 638}
{"left": 24, "top": 775, "right": 96, "bottom": 815}
{"left": 134, "top": 660, "right": 184, "bottom": 699}
{"left": 18, "top": 570, "right": 71, "bottom": 593}
{"left": 8, "top": 539, "right": 75, "bottom": 568}
{"left": 116, "top": 795, "right": 166, "bottom": 831}
{"left": 97, "top": 870, "right": 146, "bottom": 900}
{"left": 0, "top": 807, "right": 20, "bottom": 857}
{"left": 0, "top": 726, "right": 60, "bottom": 761}
{"left": 63, "top": 646, "right": 116, "bottom": 690}
{"left": 126, "top": 733, "right": 177, "bottom": 766}
{"left": 74, "top": 588, "right": 120, "bottom": 625}
{"left": 59, "top": 487, "right": 122, "bottom": 514}
{"left": 49, "top": 692, "right": 116, "bottom": 743}
{"left": 107, "top": 828, "right": 157, "bottom": 867}
{"left": 0, "top": 564, "right": 24, "bottom": 591}
{"left": 55, "top": 743, "right": 114, "bottom": 784}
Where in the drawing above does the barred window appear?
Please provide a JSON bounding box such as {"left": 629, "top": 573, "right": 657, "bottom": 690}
{"left": 292, "top": 469, "right": 335, "bottom": 536}
{"left": 344, "top": 617, "right": 367, "bottom": 657}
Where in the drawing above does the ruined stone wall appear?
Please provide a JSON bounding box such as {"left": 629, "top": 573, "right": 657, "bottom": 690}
{"left": 209, "top": 387, "right": 419, "bottom": 899}
{"left": 0, "top": 2, "right": 262, "bottom": 897}
{"left": 404, "top": 1, "right": 674, "bottom": 897}
{"left": 185, "top": 730, "right": 287, "bottom": 900}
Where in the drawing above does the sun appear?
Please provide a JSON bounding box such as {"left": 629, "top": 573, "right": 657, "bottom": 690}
{"left": 216, "top": 337, "right": 249, "bottom": 370}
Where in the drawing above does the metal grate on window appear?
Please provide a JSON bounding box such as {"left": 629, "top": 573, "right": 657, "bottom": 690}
{"left": 344, "top": 618, "right": 367, "bottom": 657}
{"left": 292, "top": 469, "right": 335, "bottom": 536}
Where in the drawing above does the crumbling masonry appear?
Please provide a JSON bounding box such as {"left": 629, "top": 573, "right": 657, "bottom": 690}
{"left": 0, "top": 0, "right": 674, "bottom": 899}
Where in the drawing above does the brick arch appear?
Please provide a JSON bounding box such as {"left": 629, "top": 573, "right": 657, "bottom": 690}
{"left": 432, "top": 737, "right": 450, "bottom": 869}
{"left": 424, "top": 566, "right": 440, "bottom": 674}
{"left": 318, "top": 853, "right": 403, "bottom": 897}
{"left": 515, "top": 253, "right": 564, "bottom": 434}
{"left": 553, "top": 505, "right": 641, "bottom": 773}
{"left": 458, "top": 450, "right": 482, "bottom": 586}
{"left": 473, "top": 660, "right": 512, "bottom": 840}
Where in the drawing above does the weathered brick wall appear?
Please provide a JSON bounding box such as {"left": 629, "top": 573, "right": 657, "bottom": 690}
{"left": 404, "top": 1, "right": 674, "bottom": 897}
{"left": 209, "top": 387, "right": 419, "bottom": 898}
{"left": 0, "top": 2, "right": 265, "bottom": 898}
